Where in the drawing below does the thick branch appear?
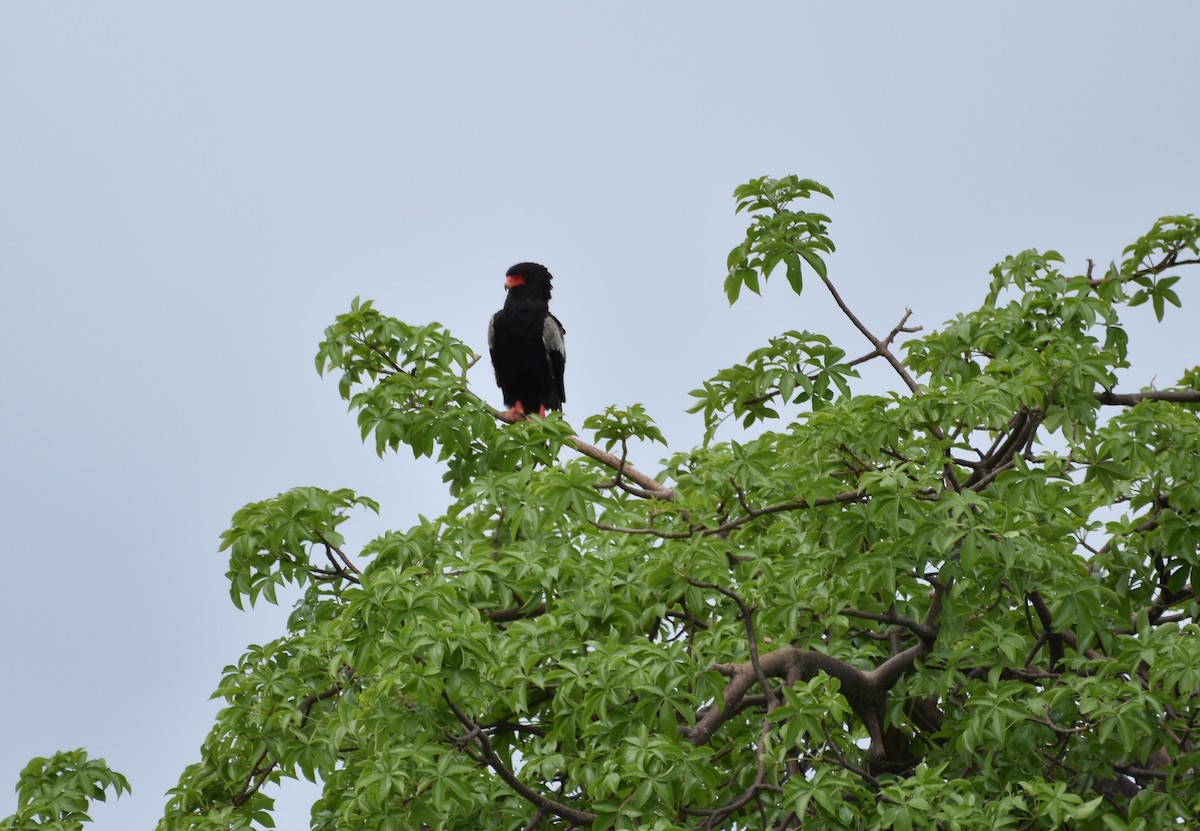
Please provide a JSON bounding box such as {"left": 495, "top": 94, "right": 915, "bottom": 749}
{"left": 685, "top": 643, "right": 930, "bottom": 748}
{"left": 569, "top": 434, "right": 675, "bottom": 500}
{"left": 865, "top": 643, "right": 929, "bottom": 691}
{"left": 1029, "top": 591, "right": 1103, "bottom": 661}
{"left": 1095, "top": 388, "right": 1200, "bottom": 406}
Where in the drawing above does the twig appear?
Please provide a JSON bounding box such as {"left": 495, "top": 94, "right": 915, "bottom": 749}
{"left": 846, "top": 309, "right": 922, "bottom": 368}
{"left": 314, "top": 531, "right": 363, "bottom": 576}
{"left": 229, "top": 675, "right": 349, "bottom": 808}
{"left": 818, "top": 276, "right": 919, "bottom": 393}
{"left": 689, "top": 579, "right": 778, "bottom": 706}
{"left": 520, "top": 808, "right": 545, "bottom": 831}
{"left": 443, "top": 694, "right": 597, "bottom": 826}
{"left": 482, "top": 603, "right": 548, "bottom": 624}
{"left": 592, "top": 489, "right": 869, "bottom": 539}
{"left": 839, "top": 607, "right": 936, "bottom": 641}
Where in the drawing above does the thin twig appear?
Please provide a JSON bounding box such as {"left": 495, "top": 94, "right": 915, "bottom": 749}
{"left": 818, "top": 276, "right": 919, "bottom": 393}
{"left": 443, "top": 694, "right": 597, "bottom": 826}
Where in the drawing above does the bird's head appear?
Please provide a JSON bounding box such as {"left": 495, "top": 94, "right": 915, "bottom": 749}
{"left": 505, "top": 262, "right": 554, "bottom": 300}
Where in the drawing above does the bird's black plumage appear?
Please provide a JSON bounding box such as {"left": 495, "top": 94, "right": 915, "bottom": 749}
{"left": 488, "top": 262, "right": 566, "bottom": 419}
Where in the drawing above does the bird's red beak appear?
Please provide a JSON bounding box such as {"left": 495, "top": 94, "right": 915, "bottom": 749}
{"left": 505, "top": 274, "right": 526, "bottom": 289}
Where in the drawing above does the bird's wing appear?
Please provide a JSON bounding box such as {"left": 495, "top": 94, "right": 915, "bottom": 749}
{"left": 543, "top": 314, "right": 567, "bottom": 404}
{"left": 488, "top": 313, "right": 501, "bottom": 385}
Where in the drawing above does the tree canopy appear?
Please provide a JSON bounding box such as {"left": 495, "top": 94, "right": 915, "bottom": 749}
{"left": 7, "top": 176, "right": 1199, "bottom": 831}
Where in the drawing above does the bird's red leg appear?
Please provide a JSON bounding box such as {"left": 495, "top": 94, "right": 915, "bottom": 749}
{"left": 508, "top": 401, "right": 526, "bottom": 421}
{"left": 537, "top": 405, "right": 547, "bottom": 417}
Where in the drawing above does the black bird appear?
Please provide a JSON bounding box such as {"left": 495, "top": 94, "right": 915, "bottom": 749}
{"left": 488, "top": 262, "right": 566, "bottom": 420}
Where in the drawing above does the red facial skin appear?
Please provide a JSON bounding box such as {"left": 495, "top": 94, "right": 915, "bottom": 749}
{"left": 505, "top": 274, "right": 527, "bottom": 289}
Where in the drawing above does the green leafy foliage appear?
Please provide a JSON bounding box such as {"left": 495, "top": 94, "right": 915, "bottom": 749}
{"left": 1121, "top": 214, "right": 1200, "bottom": 321}
{"left": 13, "top": 182, "right": 1199, "bottom": 830}
{"left": 725, "top": 175, "right": 834, "bottom": 303}
{"left": 1, "top": 751, "right": 129, "bottom": 831}
{"left": 582, "top": 404, "right": 667, "bottom": 452}
{"left": 221, "top": 487, "right": 379, "bottom": 609}
{"left": 687, "top": 330, "right": 856, "bottom": 440}
{"left": 315, "top": 299, "right": 499, "bottom": 495}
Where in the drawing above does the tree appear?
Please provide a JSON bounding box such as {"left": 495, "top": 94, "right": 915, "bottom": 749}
{"left": 0, "top": 751, "right": 129, "bottom": 831}
{"left": 8, "top": 177, "right": 1198, "bottom": 830}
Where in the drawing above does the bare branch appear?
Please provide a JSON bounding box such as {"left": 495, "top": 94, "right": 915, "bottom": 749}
{"left": 818, "top": 275, "right": 919, "bottom": 393}
{"left": 569, "top": 434, "right": 674, "bottom": 500}
{"left": 314, "top": 531, "right": 363, "bottom": 577}
{"left": 846, "top": 308, "right": 922, "bottom": 368}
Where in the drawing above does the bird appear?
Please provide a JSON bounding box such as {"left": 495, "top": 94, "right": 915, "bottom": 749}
{"left": 488, "top": 262, "right": 566, "bottom": 420}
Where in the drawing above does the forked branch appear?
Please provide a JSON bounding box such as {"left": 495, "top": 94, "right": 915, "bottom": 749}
{"left": 818, "top": 275, "right": 919, "bottom": 394}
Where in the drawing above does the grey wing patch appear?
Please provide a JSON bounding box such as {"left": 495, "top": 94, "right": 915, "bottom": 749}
{"left": 542, "top": 315, "right": 566, "bottom": 364}
{"left": 544, "top": 315, "right": 566, "bottom": 406}
{"left": 488, "top": 313, "right": 502, "bottom": 387}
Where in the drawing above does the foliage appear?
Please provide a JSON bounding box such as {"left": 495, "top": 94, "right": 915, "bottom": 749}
{"left": 9, "top": 178, "right": 1198, "bottom": 830}
{"left": 724, "top": 175, "right": 834, "bottom": 303}
{"left": 0, "top": 751, "right": 129, "bottom": 831}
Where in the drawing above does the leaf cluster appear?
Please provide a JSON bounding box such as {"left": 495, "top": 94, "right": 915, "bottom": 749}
{"left": 1, "top": 751, "right": 129, "bottom": 831}
{"left": 687, "top": 330, "right": 856, "bottom": 440}
{"left": 724, "top": 175, "right": 834, "bottom": 304}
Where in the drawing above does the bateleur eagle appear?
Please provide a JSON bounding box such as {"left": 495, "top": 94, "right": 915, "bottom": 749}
{"left": 488, "top": 262, "right": 566, "bottom": 419}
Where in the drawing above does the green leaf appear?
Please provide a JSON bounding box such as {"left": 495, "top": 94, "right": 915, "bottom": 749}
{"left": 797, "top": 246, "right": 827, "bottom": 280}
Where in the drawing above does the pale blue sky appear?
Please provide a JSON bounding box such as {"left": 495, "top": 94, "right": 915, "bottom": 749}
{"left": 2, "top": 3, "right": 1198, "bottom": 828}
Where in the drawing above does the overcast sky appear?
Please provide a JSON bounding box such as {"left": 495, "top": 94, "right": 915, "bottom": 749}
{"left": 2, "top": 3, "right": 1198, "bottom": 829}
